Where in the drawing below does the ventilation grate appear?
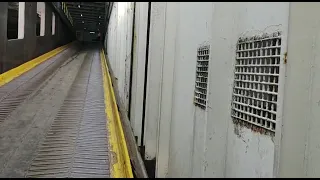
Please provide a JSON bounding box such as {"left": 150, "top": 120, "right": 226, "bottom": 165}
{"left": 194, "top": 45, "right": 210, "bottom": 109}
{"left": 231, "top": 32, "right": 282, "bottom": 132}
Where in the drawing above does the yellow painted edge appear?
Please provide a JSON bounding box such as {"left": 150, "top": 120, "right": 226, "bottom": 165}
{"left": 100, "top": 49, "right": 133, "bottom": 178}
{"left": 0, "top": 42, "right": 72, "bottom": 87}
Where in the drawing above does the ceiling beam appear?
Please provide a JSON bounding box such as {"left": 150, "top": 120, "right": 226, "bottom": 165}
{"left": 72, "top": 16, "right": 104, "bottom": 20}
{"left": 71, "top": 15, "right": 103, "bottom": 20}
{"left": 74, "top": 24, "right": 103, "bottom": 27}
{"left": 68, "top": 9, "right": 104, "bottom": 13}
{"left": 68, "top": 10, "right": 104, "bottom": 15}
{"left": 74, "top": 25, "right": 102, "bottom": 29}
{"left": 73, "top": 20, "right": 103, "bottom": 24}
{"left": 73, "top": 22, "right": 102, "bottom": 25}
{"left": 66, "top": 2, "right": 106, "bottom": 7}
{"left": 66, "top": 4, "right": 105, "bottom": 11}
{"left": 74, "top": 26, "right": 103, "bottom": 30}
{"left": 74, "top": 19, "right": 103, "bottom": 22}
{"left": 65, "top": 2, "right": 107, "bottom": 32}
{"left": 72, "top": 15, "right": 103, "bottom": 19}
{"left": 71, "top": 16, "right": 103, "bottom": 20}
{"left": 69, "top": 11, "right": 104, "bottom": 17}
{"left": 67, "top": 7, "right": 104, "bottom": 12}
{"left": 68, "top": 9, "right": 104, "bottom": 15}
{"left": 74, "top": 22, "right": 103, "bottom": 26}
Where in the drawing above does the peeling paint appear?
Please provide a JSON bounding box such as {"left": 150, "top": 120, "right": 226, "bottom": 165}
{"left": 238, "top": 30, "right": 282, "bottom": 43}
{"left": 239, "top": 25, "right": 282, "bottom": 39}
{"left": 233, "top": 119, "right": 275, "bottom": 137}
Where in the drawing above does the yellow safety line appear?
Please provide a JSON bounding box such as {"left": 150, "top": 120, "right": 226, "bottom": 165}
{"left": 100, "top": 49, "right": 133, "bottom": 178}
{"left": 0, "top": 42, "right": 72, "bottom": 87}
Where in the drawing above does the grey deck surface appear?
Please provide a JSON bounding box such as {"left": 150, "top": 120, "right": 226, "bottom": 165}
{"left": 0, "top": 45, "right": 110, "bottom": 178}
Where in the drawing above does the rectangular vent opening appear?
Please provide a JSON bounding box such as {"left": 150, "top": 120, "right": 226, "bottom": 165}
{"left": 194, "top": 45, "right": 210, "bottom": 109}
{"left": 231, "top": 32, "right": 282, "bottom": 132}
{"left": 36, "top": 2, "right": 46, "bottom": 37}
{"left": 7, "top": 2, "right": 25, "bottom": 40}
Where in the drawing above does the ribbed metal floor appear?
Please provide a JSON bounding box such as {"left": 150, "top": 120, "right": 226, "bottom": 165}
{"left": 0, "top": 48, "right": 77, "bottom": 124}
{"left": 26, "top": 49, "right": 110, "bottom": 178}
{"left": 0, "top": 45, "right": 110, "bottom": 178}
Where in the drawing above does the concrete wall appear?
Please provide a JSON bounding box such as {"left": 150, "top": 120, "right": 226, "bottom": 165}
{"left": 0, "top": 2, "right": 74, "bottom": 74}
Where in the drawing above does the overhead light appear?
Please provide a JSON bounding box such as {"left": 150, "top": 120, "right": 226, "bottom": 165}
{"left": 84, "top": 28, "right": 86, "bottom": 29}
{"left": 99, "top": 23, "right": 100, "bottom": 25}
{"left": 99, "top": 16, "right": 101, "bottom": 18}
{"left": 82, "top": 21, "right": 84, "bottom": 23}
{"left": 78, "top": 5, "right": 80, "bottom": 8}
{"left": 90, "top": 32, "right": 95, "bottom": 34}
{"left": 81, "top": 14, "right": 83, "bottom": 17}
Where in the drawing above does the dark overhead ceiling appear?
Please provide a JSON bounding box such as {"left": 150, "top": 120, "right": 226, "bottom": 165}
{"left": 65, "top": 2, "right": 109, "bottom": 32}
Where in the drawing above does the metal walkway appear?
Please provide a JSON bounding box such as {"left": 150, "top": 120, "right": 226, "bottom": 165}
{"left": 0, "top": 43, "right": 132, "bottom": 178}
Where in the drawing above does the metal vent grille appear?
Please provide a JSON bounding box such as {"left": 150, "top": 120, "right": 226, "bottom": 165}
{"left": 194, "top": 45, "right": 210, "bottom": 109}
{"left": 231, "top": 32, "right": 282, "bottom": 132}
